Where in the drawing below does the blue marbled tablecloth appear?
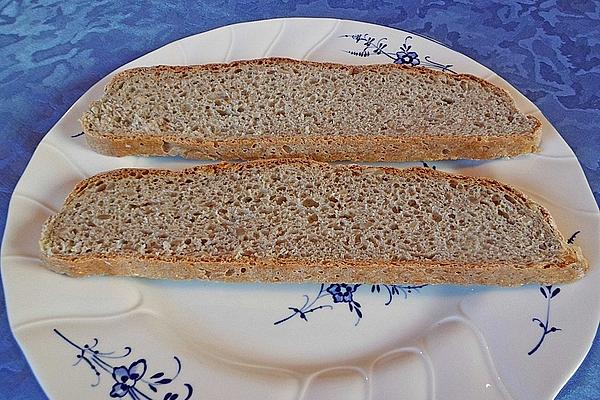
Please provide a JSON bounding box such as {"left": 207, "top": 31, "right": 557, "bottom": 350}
{"left": 0, "top": 1, "right": 598, "bottom": 399}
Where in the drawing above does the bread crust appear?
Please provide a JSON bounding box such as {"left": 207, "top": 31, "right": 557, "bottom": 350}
{"left": 40, "top": 159, "right": 588, "bottom": 285}
{"left": 81, "top": 58, "right": 542, "bottom": 162}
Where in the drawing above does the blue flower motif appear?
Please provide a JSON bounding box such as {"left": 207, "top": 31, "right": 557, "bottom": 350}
{"left": 395, "top": 51, "right": 420, "bottom": 66}
{"left": 326, "top": 284, "right": 359, "bottom": 303}
{"left": 54, "top": 329, "right": 194, "bottom": 400}
{"left": 342, "top": 33, "right": 453, "bottom": 72}
{"left": 275, "top": 283, "right": 427, "bottom": 326}
{"left": 110, "top": 359, "right": 147, "bottom": 398}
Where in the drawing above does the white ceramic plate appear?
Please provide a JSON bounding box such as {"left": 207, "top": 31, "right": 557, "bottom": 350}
{"left": 2, "top": 18, "right": 599, "bottom": 400}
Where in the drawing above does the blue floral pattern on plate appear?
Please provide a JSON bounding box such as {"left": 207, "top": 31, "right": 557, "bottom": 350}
{"left": 529, "top": 285, "right": 562, "bottom": 356}
{"left": 341, "top": 33, "right": 455, "bottom": 72}
{"left": 275, "top": 283, "right": 427, "bottom": 326}
{"left": 528, "top": 231, "right": 582, "bottom": 356}
{"left": 53, "top": 329, "right": 193, "bottom": 400}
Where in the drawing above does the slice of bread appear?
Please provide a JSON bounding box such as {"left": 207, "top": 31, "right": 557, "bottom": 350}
{"left": 40, "top": 159, "right": 586, "bottom": 285}
{"left": 81, "top": 58, "right": 541, "bottom": 162}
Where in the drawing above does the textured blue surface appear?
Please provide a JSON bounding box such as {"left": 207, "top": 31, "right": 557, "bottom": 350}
{"left": 0, "top": 1, "right": 598, "bottom": 399}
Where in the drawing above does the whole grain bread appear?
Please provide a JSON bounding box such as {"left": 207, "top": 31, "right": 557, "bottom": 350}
{"left": 40, "top": 159, "right": 586, "bottom": 285}
{"left": 81, "top": 58, "right": 541, "bottom": 162}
